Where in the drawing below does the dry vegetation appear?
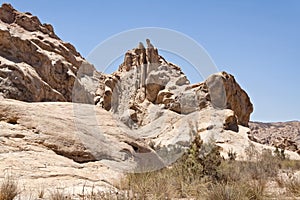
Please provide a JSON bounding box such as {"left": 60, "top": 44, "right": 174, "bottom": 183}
{"left": 115, "top": 137, "right": 300, "bottom": 200}
{"left": 1, "top": 136, "right": 300, "bottom": 199}
{"left": 0, "top": 175, "right": 18, "bottom": 200}
{"left": 49, "top": 190, "right": 71, "bottom": 200}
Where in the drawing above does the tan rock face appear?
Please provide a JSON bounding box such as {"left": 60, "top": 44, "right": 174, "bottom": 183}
{"left": 0, "top": 99, "right": 157, "bottom": 165}
{"left": 0, "top": 3, "right": 88, "bottom": 102}
{"left": 206, "top": 72, "right": 253, "bottom": 127}
{"left": 0, "top": 108, "right": 121, "bottom": 198}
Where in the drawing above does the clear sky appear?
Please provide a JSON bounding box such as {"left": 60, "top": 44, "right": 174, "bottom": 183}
{"left": 2, "top": 0, "right": 299, "bottom": 122}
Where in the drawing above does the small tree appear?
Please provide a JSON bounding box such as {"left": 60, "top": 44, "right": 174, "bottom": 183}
{"left": 181, "top": 134, "right": 204, "bottom": 183}
{"left": 181, "top": 135, "right": 223, "bottom": 181}
{"left": 198, "top": 139, "right": 223, "bottom": 179}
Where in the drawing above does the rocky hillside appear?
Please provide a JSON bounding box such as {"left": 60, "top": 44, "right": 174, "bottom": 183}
{"left": 249, "top": 121, "right": 300, "bottom": 154}
{"left": 0, "top": 3, "right": 299, "bottom": 199}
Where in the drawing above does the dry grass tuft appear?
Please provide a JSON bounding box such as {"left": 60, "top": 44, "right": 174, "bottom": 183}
{"left": 49, "top": 190, "right": 71, "bottom": 200}
{"left": 205, "top": 183, "right": 245, "bottom": 200}
{"left": 0, "top": 175, "right": 18, "bottom": 200}
{"left": 285, "top": 177, "right": 300, "bottom": 197}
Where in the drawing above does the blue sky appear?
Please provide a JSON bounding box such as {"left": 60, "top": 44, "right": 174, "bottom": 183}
{"left": 2, "top": 0, "right": 299, "bottom": 122}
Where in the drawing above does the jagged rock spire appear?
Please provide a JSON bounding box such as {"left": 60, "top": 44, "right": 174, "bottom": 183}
{"left": 119, "top": 39, "right": 160, "bottom": 72}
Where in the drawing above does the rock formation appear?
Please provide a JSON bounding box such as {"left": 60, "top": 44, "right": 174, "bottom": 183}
{"left": 0, "top": 3, "right": 98, "bottom": 102}
{"left": 0, "top": 3, "right": 298, "bottom": 199}
{"left": 206, "top": 72, "right": 253, "bottom": 127}
{"left": 95, "top": 39, "right": 253, "bottom": 130}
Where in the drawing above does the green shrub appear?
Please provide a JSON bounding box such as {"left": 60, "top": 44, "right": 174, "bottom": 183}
{"left": 179, "top": 134, "right": 204, "bottom": 183}
{"left": 198, "top": 139, "right": 223, "bottom": 179}
{"left": 120, "top": 135, "right": 224, "bottom": 199}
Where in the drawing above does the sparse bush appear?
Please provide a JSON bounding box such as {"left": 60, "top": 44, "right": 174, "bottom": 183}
{"left": 228, "top": 149, "right": 237, "bottom": 161}
{"left": 7, "top": 138, "right": 299, "bottom": 199}
{"left": 275, "top": 176, "right": 285, "bottom": 188}
{"left": 280, "top": 159, "right": 300, "bottom": 171}
{"left": 120, "top": 135, "right": 224, "bottom": 199}
{"left": 80, "top": 190, "right": 125, "bottom": 200}
{"left": 121, "top": 137, "right": 284, "bottom": 199}
{"left": 274, "top": 147, "right": 286, "bottom": 160}
{"left": 245, "top": 142, "right": 260, "bottom": 161}
{"left": 205, "top": 180, "right": 265, "bottom": 200}
{"left": 258, "top": 149, "right": 280, "bottom": 178}
{"left": 0, "top": 175, "right": 18, "bottom": 200}
{"left": 125, "top": 171, "right": 175, "bottom": 199}
{"left": 49, "top": 190, "right": 70, "bottom": 200}
{"left": 37, "top": 187, "right": 45, "bottom": 199}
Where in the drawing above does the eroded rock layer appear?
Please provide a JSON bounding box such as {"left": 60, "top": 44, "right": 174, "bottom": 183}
{"left": 0, "top": 3, "right": 90, "bottom": 102}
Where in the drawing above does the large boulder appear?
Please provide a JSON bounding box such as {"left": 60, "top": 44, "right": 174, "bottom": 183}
{"left": 206, "top": 72, "right": 253, "bottom": 126}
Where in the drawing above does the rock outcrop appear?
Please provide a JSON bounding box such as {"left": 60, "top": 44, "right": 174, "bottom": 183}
{"left": 95, "top": 40, "right": 253, "bottom": 129}
{"left": 0, "top": 3, "right": 98, "bottom": 102}
{"left": 206, "top": 72, "right": 253, "bottom": 127}
{"left": 0, "top": 98, "right": 161, "bottom": 166}
{"left": 0, "top": 2, "right": 253, "bottom": 127}
{"left": 1, "top": 3, "right": 294, "bottom": 199}
{"left": 0, "top": 101, "right": 123, "bottom": 198}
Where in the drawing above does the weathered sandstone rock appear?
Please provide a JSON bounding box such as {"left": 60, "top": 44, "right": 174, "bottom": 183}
{"left": 0, "top": 3, "right": 95, "bottom": 102}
